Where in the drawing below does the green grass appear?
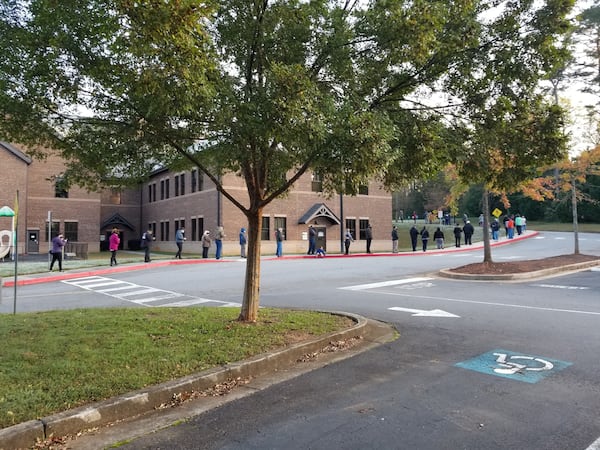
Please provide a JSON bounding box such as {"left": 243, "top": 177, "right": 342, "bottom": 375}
{"left": 0, "top": 307, "right": 353, "bottom": 429}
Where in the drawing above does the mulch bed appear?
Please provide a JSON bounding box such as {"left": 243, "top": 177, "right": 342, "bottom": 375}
{"left": 447, "top": 254, "right": 600, "bottom": 275}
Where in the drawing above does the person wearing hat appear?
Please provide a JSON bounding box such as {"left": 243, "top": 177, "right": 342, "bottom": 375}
{"left": 239, "top": 227, "right": 247, "bottom": 258}
{"left": 202, "top": 230, "right": 212, "bottom": 258}
{"left": 463, "top": 220, "right": 475, "bottom": 245}
{"left": 49, "top": 233, "right": 67, "bottom": 271}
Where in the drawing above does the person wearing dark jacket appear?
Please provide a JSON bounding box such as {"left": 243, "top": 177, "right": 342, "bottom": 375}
{"left": 420, "top": 226, "right": 430, "bottom": 252}
{"left": 453, "top": 225, "right": 462, "bottom": 247}
{"left": 49, "top": 233, "right": 67, "bottom": 271}
{"left": 409, "top": 225, "right": 419, "bottom": 252}
{"left": 463, "top": 220, "right": 475, "bottom": 245}
{"left": 391, "top": 226, "right": 399, "bottom": 253}
{"left": 433, "top": 227, "right": 444, "bottom": 249}
{"left": 365, "top": 224, "right": 373, "bottom": 253}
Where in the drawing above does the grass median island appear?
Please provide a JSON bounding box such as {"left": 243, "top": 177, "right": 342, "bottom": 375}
{"left": 0, "top": 307, "right": 354, "bottom": 429}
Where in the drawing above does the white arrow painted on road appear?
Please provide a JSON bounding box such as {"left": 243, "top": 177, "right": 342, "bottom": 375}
{"left": 388, "top": 306, "right": 460, "bottom": 318}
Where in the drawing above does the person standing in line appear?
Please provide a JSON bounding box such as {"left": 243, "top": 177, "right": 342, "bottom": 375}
{"left": 275, "top": 227, "right": 284, "bottom": 257}
{"left": 307, "top": 225, "right": 316, "bottom": 255}
{"left": 463, "top": 220, "right": 474, "bottom": 245}
{"left": 433, "top": 227, "right": 444, "bottom": 249}
{"left": 344, "top": 229, "right": 354, "bottom": 255}
{"left": 215, "top": 226, "right": 225, "bottom": 259}
{"left": 491, "top": 218, "right": 500, "bottom": 241}
{"left": 391, "top": 226, "right": 399, "bottom": 253}
{"left": 239, "top": 227, "right": 247, "bottom": 258}
{"left": 175, "top": 226, "right": 186, "bottom": 259}
{"left": 49, "top": 233, "right": 67, "bottom": 271}
{"left": 515, "top": 214, "right": 523, "bottom": 235}
{"left": 420, "top": 226, "right": 430, "bottom": 252}
{"left": 453, "top": 224, "right": 462, "bottom": 247}
{"left": 109, "top": 228, "right": 120, "bottom": 266}
{"left": 202, "top": 230, "right": 211, "bottom": 259}
{"left": 522, "top": 216, "right": 527, "bottom": 232}
{"left": 141, "top": 229, "right": 154, "bottom": 263}
{"left": 506, "top": 216, "right": 515, "bottom": 239}
{"left": 365, "top": 224, "right": 373, "bottom": 253}
{"left": 409, "top": 225, "right": 419, "bottom": 252}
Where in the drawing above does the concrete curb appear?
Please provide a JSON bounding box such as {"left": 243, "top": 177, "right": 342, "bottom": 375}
{"left": 438, "top": 259, "right": 600, "bottom": 281}
{"left": 0, "top": 314, "right": 396, "bottom": 450}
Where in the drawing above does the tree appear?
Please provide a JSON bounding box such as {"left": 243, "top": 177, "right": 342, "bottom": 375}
{"left": 445, "top": 0, "right": 574, "bottom": 263}
{"left": 1, "top": 0, "right": 574, "bottom": 320}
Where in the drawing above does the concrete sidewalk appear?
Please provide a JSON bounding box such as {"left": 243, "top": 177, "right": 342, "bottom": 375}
{"left": 2, "top": 230, "right": 539, "bottom": 288}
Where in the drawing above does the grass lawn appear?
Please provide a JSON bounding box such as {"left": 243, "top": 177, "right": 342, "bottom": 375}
{"left": 0, "top": 307, "right": 354, "bottom": 429}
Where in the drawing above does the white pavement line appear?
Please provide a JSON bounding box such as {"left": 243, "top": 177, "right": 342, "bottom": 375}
{"left": 74, "top": 280, "right": 126, "bottom": 289}
{"left": 126, "top": 294, "right": 185, "bottom": 304}
{"left": 163, "top": 298, "right": 227, "bottom": 307}
{"left": 533, "top": 284, "right": 589, "bottom": 290}
{"left": 116, "top": 288, "right": 163, "bottom": 297}
{"left": 63, "top": 276, "right": 107, "bottom": 285}
{"left": 96, "top": 285, "right": 140, "bottom": 293}
{"left": 339, "top": 277, "right": 433, "bottom": 291}
{"left": 586, "top": 436, "right": 600, "bottom": 450}
{"left": 372, "top": 290, "right": 600, "bottom": 316}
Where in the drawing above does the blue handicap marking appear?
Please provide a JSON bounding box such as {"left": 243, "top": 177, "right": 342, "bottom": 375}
{"left": 455, "top": 349, "right": 572, "bottom": 384}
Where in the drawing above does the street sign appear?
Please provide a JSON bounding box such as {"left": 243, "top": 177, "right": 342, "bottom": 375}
{"left": 492, "top": 208, "right": 502, "bottom": 218}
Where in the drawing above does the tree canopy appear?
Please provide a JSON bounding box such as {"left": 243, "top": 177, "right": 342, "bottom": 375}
{"left": 0, "top": 0, "right": 575, "bottom": 319}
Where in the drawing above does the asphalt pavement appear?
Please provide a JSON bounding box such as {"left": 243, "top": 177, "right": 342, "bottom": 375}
{"left": 1, "top": 229, "right": 599, "bottom": 449}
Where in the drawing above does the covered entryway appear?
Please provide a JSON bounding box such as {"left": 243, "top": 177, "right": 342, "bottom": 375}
{"left": 298, "top": 203, "right": 340, "bottom": 252}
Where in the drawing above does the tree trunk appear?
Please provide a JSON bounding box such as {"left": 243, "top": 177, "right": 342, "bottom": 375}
{"left": 482, "top": 190, "right": 493, "bottom": 263}
{"left": 238, "top": 207, "right": 263, "bottom": 322}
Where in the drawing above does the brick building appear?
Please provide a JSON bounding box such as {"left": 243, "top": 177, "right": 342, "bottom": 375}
{"left": 1, "top": 141, "right": 392, "bottom": 257}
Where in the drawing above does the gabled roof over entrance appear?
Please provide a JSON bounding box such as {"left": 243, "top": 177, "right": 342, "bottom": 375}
{"left": 101, "top": 213, "right": 136, "bottom": 231}
{"left": 0, "top": 141, "right": 32, "bottom": 164}
{"left": 298, "top": 203, "right": 340, "bottom": 225}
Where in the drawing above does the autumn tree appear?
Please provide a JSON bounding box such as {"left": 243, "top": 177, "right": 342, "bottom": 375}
{"left": 0, "top": 0, "right": 574, "bottom": 319}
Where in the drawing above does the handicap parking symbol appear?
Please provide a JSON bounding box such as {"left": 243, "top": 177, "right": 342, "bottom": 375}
{"left": 455, "top": 349, "right": 572, "bottom": 384}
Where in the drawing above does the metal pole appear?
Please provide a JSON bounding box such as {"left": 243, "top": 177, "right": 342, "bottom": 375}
{"left": 13, "top": 190, "right": 19, "bottom": 314}
{"left": 339, "top": 193, "right": 344, "bottom": 253}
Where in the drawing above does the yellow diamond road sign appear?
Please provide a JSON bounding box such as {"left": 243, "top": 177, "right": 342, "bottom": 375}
{"left": 492, "top": 208, "right": 502, "bottom": 218}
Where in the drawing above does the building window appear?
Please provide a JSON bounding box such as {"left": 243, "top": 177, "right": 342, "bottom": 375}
{"left": 148, "top": 185, "right": 153, "bottom": 203}
{"left": 191, "top": 217, "right": 204, "bottom": 241}
{"left": 64, "top": 221, "right": 78, "bottom": 242}
{"left": 160, "top": 221, "right": 170, "bottom": 241}
{"left": 261, "top": 216, "right": 270, "bottom": 241}
{"left": 149, "top": 222, "right": 156, "bottom": 238}
{"left": 152, "top": 183, "right": 156, "bottom": 202}
{"left": 165, "top": 179, "right": 170, "bottom": 199}
{"left": 191, "top": 170, "right": 197, "bottom": 192}
{"left": 359, "top": 219, "right": 370, "bottom": 240}
{"left": 54, "top": 177, "right": 69, "bottom": 198}
{"left": 174, "top": 175, "right": 180, "bottom": 196}
{"left": 345, "top": 218, "right": 356, "bottom": 240}
{"left": 274, "top": 217, "right": 287, "bottom": 240}
{"left": 180, "top": 174, "right": 185, "bottom": 196}
{"left": 358, "top": 184, "right": 369, "bottom": 195}
{"left": 45, "top": 221, "right": 60, "bottom": 241}
{"left": 311, "top": 172, "right": 323, "bottom": 192}
{"left": 160, "top": 180, "right": 165, "bottom": 200}
{"left": 198, "top": 172, "right": 204, "bottom": 191}
{"left": 160, "top": 221, "right": 165, "bottom": 241}
{"left": 110, "top": 188, "right": 121, "bottom": 205}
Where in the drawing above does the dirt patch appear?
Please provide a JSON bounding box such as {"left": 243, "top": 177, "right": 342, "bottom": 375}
{"left": 447, "top": 254, "right": 599, "bottom": 275}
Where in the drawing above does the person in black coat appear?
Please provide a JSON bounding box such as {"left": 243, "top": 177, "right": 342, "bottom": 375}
{"left": 453, "top": 225, "right": 462, "bottom": 247}
{"left": 420, "top": 226, "right": 430, "bottom": 252}
{"left": 409, "top": 225, "right": 419, "bottom": 251}
{"left": 463, "top": 220, "right": 475, "bottom": 245}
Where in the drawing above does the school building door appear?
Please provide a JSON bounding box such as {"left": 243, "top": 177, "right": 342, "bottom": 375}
{"left": 315, "top": 227, "right": 326, "bottom": 251}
